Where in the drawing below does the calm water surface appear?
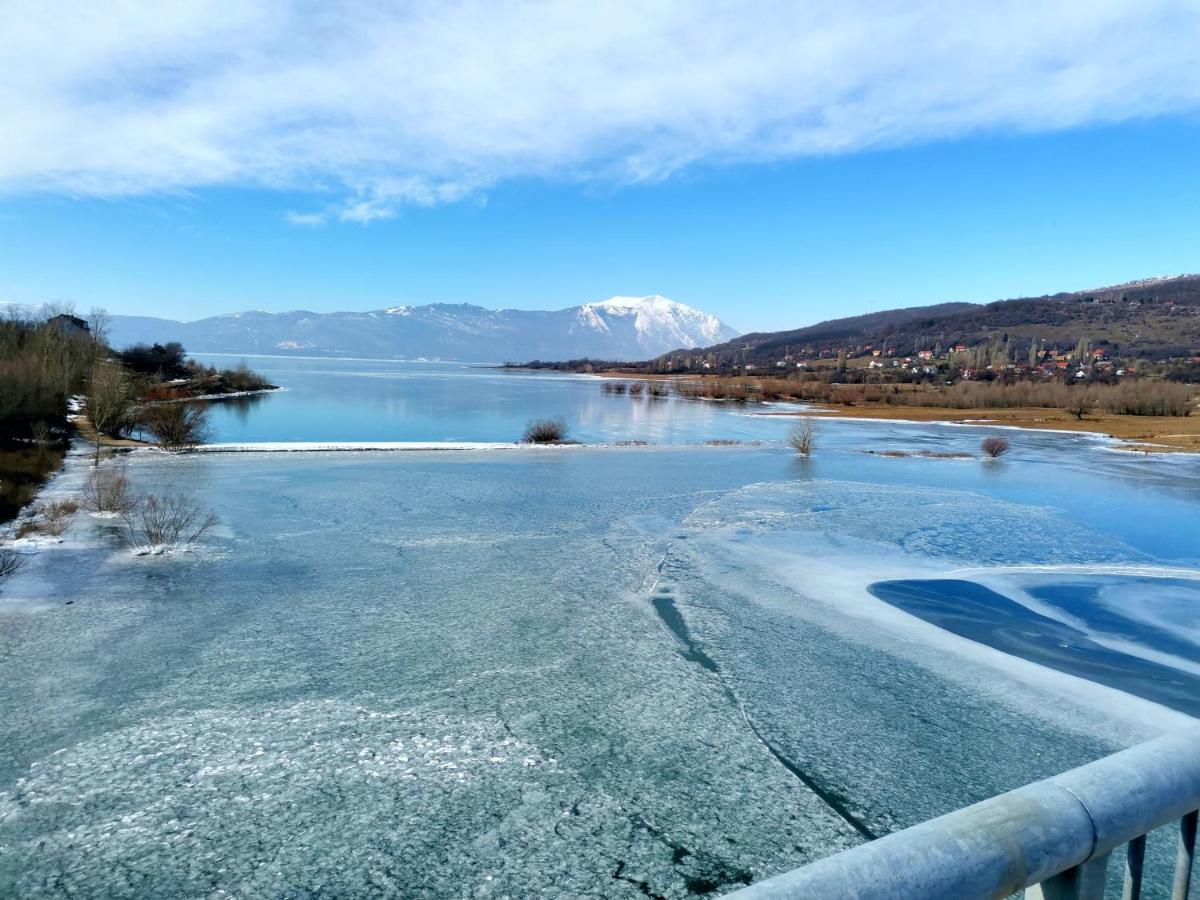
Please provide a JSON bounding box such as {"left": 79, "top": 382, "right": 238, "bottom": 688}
{"left": 197, "top": 354, "right": 795, "bottom": 444}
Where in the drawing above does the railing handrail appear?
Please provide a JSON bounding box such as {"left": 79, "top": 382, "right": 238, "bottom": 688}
{"left": 729, "top": 728, "right": 1200, "bottom": 899}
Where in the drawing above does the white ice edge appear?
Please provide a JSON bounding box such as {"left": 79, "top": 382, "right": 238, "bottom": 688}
{"left": 156, "top": 387, "right": 286, "bottom": 402}
{"left": 194, "top": 441, "right": 576, "bottom": 452}
{"left": 187, "top": 441, "right": 781, "bottom": 454}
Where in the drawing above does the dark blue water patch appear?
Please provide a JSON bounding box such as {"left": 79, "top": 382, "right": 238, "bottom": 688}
{"left": 650, "top": 588, "right": 719, "bottom": 673}
{"left": 868, "top": 579, "right": 1200, "bottom": 717}
{"left": 1025, "top": 580, "right": 1200, "bottom": 666}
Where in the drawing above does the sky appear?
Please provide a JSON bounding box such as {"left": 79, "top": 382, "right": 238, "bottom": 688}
{"left": 1, "top": 1, "right": 1198, "bottom": 334}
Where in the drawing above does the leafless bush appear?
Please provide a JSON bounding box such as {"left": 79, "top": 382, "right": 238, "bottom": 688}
{"left": 0, "top": 547, "right": 27, "bottom": 579}
{"left": 646, "top": 382, "right": 670, "bottom": 398}
{"left": 627, "top": 382, "right": 645, "bottom": 396}
{"left": 15, "top": 499, "right": 80, "bottom": 538}
{"left": 141, "top": 401, "right": 211, "bottom": 451}
{"left": 121, "top": 491, "right": 218, "bottom": 554}
{"left": 981, "top": 436, "right": 1011, "bottom": 458}
{"left": 522, "top": 417, "right": 569, "bottom": 444}
{"left": 31, "top": 420, "right": 52, "bottom": 447}
{"left": 787, "top": 417, "right": 818, "bottom": 456}
{"left": 81, "top": 466, "right": 134, "bottom": 513}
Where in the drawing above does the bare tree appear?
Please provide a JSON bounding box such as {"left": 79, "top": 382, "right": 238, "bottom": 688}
{"left": 141, "top": 401, "right": 211, "bottom": 451}
{"left": 87, "top": 307, "right": 111, "bottom": 360}
{"left": 787, "top": 417, "right": 818, "bottom": 456}
{"left": 121, "top": 491, "right": 218, "bottom": 554}
{"left": 88, "top": 360, "right": 133, "bottom": 437}
{"left": 81, "top": 465, "right": 134, "bottom": 514}
{"left": 981, "top": 436, "right": 1011, "bottom": 458}
{"left": 1063, "top": 390, "right": 1094, "bottom": 422}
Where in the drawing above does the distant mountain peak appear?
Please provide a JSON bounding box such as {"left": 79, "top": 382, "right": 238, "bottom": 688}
{"left": 577, "top": 295, "right": 734, "bottom": 348}
{"left": 587, "top": 294, "right": 673, "bottom": 310}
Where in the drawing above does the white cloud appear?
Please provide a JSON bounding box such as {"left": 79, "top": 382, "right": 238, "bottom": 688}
{"left": 282, "top": 211, "right": 326, "bottom": 227}
{"left": 2, "top": 0, "right": 1198, "bottom": 219}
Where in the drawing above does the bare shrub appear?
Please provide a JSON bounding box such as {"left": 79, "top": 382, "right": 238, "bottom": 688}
{"left": 981, "top": 436, "right": 1011, "bottom": 458}
{"left": 676, "top": 378, "right": 754, "bottom": 401}
{"left": 121, "top": 491, "right": 218, "bottom": 554}
{"left": 627, "top": 382, "right": 645, "bottom": 396}
{"left": 646, "top": 382, "right": 669, "bottom": 398}
{"left": 30, "top": 420, "right": 52, "bottom": 447}
{"left": 522, "top": 417, "right": 569, "bottom": 444}
{"left": 220, "top": 360, "right": 274, "bottom": 392}
{"left": 82, "top": 466, "right": 134, "bottom": 514}
{"left": 787, "top": 417, "right": 818, "bottom": 456}
{"left": 0, "top": 547, "right": 27, "bottom": 578}
{"left": 141, "top": 401, "right": 211, "bottom": 451}
{"left": 1099, "top": 382, "right": 1194, "bottom": 417}
{"left": 16, "top": 499, "right": 80, "bottom": 538}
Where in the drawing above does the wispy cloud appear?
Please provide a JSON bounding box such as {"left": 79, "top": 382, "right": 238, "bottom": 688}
{"left": 282, "top": 211, "right": 326, "bottom": 227}
{"left": 3, "top": 1, "right": 1198, "bottom": 220}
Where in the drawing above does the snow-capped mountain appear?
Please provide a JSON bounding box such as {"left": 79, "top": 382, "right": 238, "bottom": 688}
{"left": 106, "top": 296, "right": 739, "bottom": 362}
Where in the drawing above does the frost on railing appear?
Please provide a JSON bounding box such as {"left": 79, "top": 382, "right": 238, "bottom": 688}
{"left": 729, "top": 729, "right": 1200, "bottom": 900}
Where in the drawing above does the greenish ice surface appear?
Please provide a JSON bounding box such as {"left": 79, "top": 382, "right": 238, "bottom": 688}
{"left": 2, "top": 381, "right": 1199, "bottom": 897}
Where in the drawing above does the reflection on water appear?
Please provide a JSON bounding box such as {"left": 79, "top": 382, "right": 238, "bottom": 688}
{"left": 193, "top": 354, "right": 801, "bottom": 444}
{"left": 868, "top": 577, "right": 1200, "bottom": 715}
{"left": 218, "top": 391, "right": 267, "bottom": 424}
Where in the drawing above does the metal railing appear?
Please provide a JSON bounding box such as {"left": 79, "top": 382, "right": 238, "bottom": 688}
{"left": 729, "top": 729, "right": 1200, "bottom": 900}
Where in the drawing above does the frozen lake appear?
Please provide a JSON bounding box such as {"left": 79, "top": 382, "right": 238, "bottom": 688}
{"left": 2, "top": 358, "right": 1199, "bottom": 897}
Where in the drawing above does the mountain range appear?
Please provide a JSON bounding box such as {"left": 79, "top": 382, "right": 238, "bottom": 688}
{"left": 106, "top": 295, "right": 738, "bottom": 363}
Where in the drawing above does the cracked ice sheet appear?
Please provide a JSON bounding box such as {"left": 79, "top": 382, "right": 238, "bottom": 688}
{"left": 2, "top": 447, "right": 1198, "bottom": 897}
{"left": 1, "top": 451, "right": 861, "bottom": 899}
{"left": 664, "top": 479, "right": 1195, "bottom": 840}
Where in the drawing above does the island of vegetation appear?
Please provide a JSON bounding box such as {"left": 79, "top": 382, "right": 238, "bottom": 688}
{"left": 0, "top": 307, "right": 277, "bottom": 524}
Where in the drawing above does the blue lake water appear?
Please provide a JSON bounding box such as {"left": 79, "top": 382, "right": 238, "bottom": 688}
{"left": 2, "top": 357, "right": 1199, "bottom": 897}
{"left": 196, "top": 354, "right": 802, "bottom": 444}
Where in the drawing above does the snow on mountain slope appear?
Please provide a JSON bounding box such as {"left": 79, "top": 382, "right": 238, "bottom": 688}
{"left": 107, "top": 296, "right": 739, "bottom": 362}
{"left": 580, "top": 295, "right": 732, "bottom": 350}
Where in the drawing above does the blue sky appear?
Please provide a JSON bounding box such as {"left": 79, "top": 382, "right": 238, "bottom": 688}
{"left": 1, "top": 1, "right": 1198, "bottom": 334}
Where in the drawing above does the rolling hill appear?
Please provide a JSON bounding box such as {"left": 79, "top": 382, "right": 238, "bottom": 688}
{"left": 649, "top": 274, "right": 1200, "bottom": 368}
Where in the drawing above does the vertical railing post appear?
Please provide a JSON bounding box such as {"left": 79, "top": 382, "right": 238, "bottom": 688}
{"left": 1123, "top": 834, "right": 1146, "bottom": 900}
{"left": 1026, "top": 854, "right": 1110, "bottom": 900}
{"left": 1173, "top": 810, "right": 1198, "bottom": 900}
